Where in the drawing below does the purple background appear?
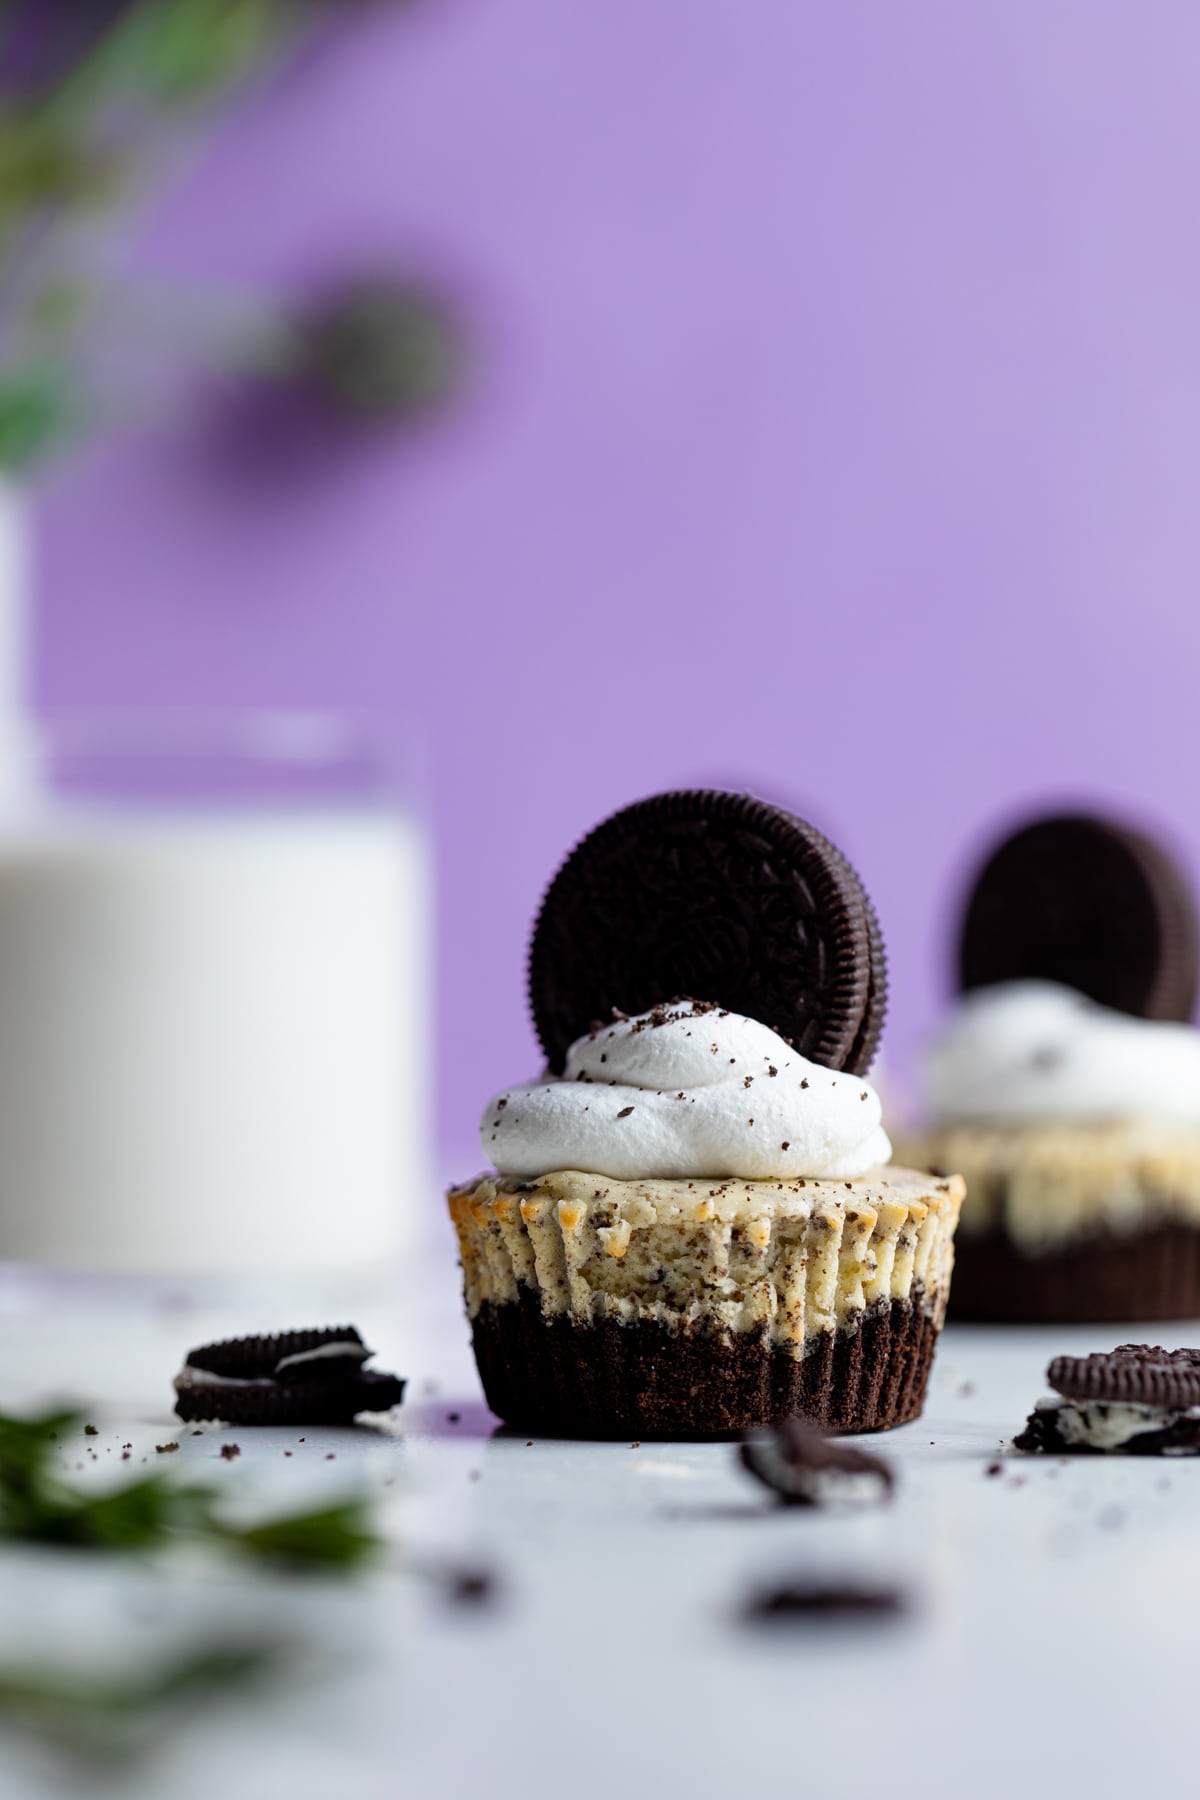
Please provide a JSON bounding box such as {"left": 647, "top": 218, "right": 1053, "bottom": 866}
{"left": 34, "top": 2, "right": 1200, "bottom": 1160}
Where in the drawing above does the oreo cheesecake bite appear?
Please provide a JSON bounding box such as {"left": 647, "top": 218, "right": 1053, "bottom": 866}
{"left": 900, "top": 811, "right": 1200, "bottom": 1323}
{"left": 449, "top": 791, "right": 962, "bottom": 1436}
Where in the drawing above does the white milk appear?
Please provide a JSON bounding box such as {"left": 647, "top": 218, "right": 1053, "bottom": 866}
{"left": 0, "top": 808, "right": 431, "bottom": 1274}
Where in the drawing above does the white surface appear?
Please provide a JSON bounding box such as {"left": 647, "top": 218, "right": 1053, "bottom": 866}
{"left": 0, "top": 811, "right": 431, "bottom": 1272}
{"left": 1, "top": 1245, "right": 1198, "bottom": 1800}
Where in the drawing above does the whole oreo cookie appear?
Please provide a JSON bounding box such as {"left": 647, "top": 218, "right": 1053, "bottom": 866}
{"left": 174, "top": 1325, "right": 407, "bottom": 1426}
{"left": 958, "top": 812, "right": 1198, "bottom": 1021}
{"left": 528, "top": 791, "right": 887, "bottom": 1076}
{"left": 1047, "top": 1344, "right": 1200, "bottom": 1410}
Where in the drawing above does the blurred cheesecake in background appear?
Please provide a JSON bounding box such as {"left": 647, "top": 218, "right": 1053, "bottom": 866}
{"left": 899, "top": 811, "right": 1200, "bottom": 1323}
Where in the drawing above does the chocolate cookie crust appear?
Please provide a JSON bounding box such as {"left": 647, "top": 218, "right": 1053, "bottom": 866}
{"left": 528, "top": 790, "right": 887, "bottom": 1076}
{"left": 957, "top": 811, "right": 1198, "bottom": 1022}
{"left": 945, "top": 1222, "right": 1200, "bottom": 1324}
{"left": 470, "top": 1289, "right": 936, "bottom": 1437}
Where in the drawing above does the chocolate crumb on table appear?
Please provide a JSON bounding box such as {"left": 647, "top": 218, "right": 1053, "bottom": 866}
{"left": 443, "top": 1566, "right": 499, "bottom": 1607}
{"left": 744, "top": 1580, "right": 906, "bottom": 1623}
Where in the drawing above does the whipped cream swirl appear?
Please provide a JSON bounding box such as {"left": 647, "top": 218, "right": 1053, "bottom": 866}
{"left": 482, "top": 1002, "right": 891, "bottom": 1181}
{"left": 928, "top": 981, "right": 1200, "bottom": 1127}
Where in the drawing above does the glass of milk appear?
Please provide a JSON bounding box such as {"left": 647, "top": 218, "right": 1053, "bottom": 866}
{"left": 0, "top": 713, "right": 431, "bottom": 1275}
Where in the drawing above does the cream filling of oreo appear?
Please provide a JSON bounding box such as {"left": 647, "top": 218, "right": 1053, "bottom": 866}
{"left": 482, "top": 1001, "right": 891, "bottom": 1181}
{"left": 743, "top": 1441, "right": 891, "bottom": 1506}
{"left": 273, "top": 1340, "right": 369, "bottom": 1377}
{"left": 1028, "top": 1395, "right": 1200, "bottom": 1451}
{"left": 175, "top": 1338, "right": 366, "bottom": 1391}
{"left": 174, "top": 1366, "right": 275, "bottom": 1391}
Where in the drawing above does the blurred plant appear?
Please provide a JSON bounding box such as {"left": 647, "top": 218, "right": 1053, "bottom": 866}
{"left": 0, "top": 1642, "right": 289, "bottom": 1767}
{"left": 298, "top": 277, "right": 459, "bottom": 423}
{"left": 0, "top": 0, "right": 458, "bottom": 473}
{"left": 0, "top": 1405, "right": 383, "bottom": 1570}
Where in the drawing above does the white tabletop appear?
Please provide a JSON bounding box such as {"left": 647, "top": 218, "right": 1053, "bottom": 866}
{"left": 1, "top": 1228, "right": 1197, "bottom": 1800}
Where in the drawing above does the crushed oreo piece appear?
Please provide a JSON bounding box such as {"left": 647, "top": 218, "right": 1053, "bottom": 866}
{"left": 739, "top": 1418, "right": 894, "bottom": 1507}
{"left": 1014, "top": 1344, "right": 1200, "bottom": 1455}
{"left": 174, "top": 1325, "right": 406, "bottom": 1426}
{"left": 442, "top": 1565, "right": 500, "bottom": 1607}
{"left": 744, "top": 1579, "right": 906, "bottom": 1623}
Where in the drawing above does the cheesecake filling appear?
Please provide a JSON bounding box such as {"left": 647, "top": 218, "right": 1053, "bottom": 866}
{"left": 898, "top": 1118, "right": 1200, "bottom": 1251}
{"left": 482, "top": 1000, "right": 891, "bottom": 1182}
{"left": 449, "top": 1166, "right": 962, "bottom": 1344}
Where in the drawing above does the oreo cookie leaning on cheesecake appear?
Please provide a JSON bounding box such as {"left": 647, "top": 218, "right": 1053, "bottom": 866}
{"left": 449, "top": 790, "right": 963, "bottom": 1437}
{"left": 899, "top": 810, "right": 1200, "bottom": 1324}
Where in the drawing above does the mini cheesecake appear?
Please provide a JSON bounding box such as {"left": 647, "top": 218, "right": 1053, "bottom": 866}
{"left": 902, "top": 812, "right": 1200, "bottom": 1325}
{"left": 450, "top": 791, "right": 963, "bottom": 1437}
{"left": 901, "top": 1120, "right": 1200, "bottom": 1324}
{"left": 450, "top": 1165, "right": 961, "bottom": 1435}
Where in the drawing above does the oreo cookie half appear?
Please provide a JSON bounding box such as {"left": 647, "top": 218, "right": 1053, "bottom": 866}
{"left": 1013, "top": 1343, "right": 1200, "bottom": 1455}
{"left": 958, "top": 812, "right": 1198, "bottom": 1021}
{"left": 739, "top": 1418, "right": 894, "bottom": 1507}
{"left": 529, "top": 791, "right": 887, "bottom": 1076}
{"left": 174, "top": 1326, "right": 407, "bottom": 1426}
{"left": 1047, "top": 1344, "right": 1200, "bottom": 1410}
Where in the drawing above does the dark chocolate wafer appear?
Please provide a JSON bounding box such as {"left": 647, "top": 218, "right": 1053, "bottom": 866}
{"left": 958, "top": 812, "right": 1198, "bottom": 1021}
{"left": 174, "top": 1326, "right": 406, "bottom": 1425}
{"left": 739, "top": 1417, "right": 894, "bottom": 1506}
{"left": 529, "top": 790, "right": 887, "bottom": 1075}
{"left": 1047, "top": 1344, "right": 1200, "bottom": 1410}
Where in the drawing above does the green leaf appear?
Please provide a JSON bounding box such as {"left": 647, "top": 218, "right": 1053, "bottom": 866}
{"left": 0, "top": 367, "right": 77, "bottom": 472}
{"left": 298, "top": 280, "right": 461, "bottom": 421}
{"left": 0, "top": 1642, "right": 286, "bottom": 1765}
{"left": 0, "top": 1405, "right": 383, "bottom": 1571}
{"left": 220, "top": 1499, "right": 381, "bottom": 1572}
